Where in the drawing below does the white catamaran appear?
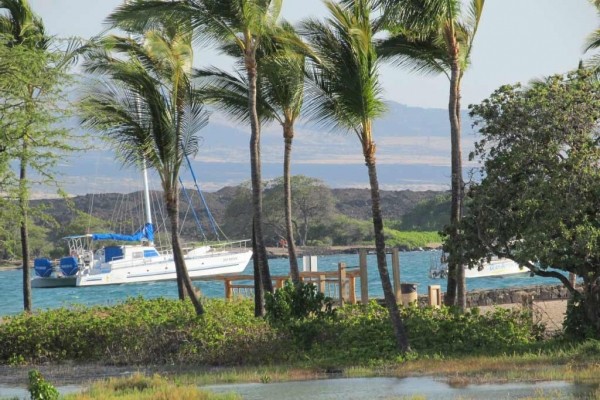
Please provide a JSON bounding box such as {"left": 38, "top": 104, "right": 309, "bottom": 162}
{"left": 31, "top": 166, "right": 252, "bottom": 288}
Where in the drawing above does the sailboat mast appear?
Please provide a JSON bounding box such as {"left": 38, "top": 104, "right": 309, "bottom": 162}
{"left": 124, "top": 0, "right": 154, "bottom": 244}
{"left": 142, "top": 160, "right": 153, "bottom": 227}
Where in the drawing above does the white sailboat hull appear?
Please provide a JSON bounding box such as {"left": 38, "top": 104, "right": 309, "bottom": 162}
{"left": 77, "top": 249, "right": 252, "bottom": 286}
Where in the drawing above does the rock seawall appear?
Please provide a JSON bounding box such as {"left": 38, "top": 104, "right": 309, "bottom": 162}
{"left": 418, "top": 283, "right": 573, "bottom": 307}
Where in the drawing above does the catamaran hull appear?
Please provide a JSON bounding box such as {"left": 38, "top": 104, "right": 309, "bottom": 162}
{"left": 31, "top": 276, "right": 77, "bottom": 288}
{"left": 76, "top": 250, "right": 253, "bottom": 286}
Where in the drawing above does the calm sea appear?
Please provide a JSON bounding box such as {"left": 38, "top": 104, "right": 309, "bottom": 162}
{"left": 0, "top": 251, "right": 563, "bottom": 316}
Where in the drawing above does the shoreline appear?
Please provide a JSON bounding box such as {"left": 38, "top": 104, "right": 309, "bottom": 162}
{"left": 0, "top": 245, "right": 444, "bottom": 271}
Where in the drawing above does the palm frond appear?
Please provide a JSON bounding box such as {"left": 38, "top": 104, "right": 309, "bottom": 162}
{"left": 585, "top": 29, "right": 600, "bottom": 53}
{"left": 377, "top": 32, "right": 449, "bottom": 77}
{"left": 301, "top": 0, "right": 385, "bottom": 136}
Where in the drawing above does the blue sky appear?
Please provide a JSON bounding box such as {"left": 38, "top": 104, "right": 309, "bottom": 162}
{"left": 30, "top": 0, "right": 598, "bottom": 109}
{"left": 24, "top": 1, "right": 600, "bottom": 194}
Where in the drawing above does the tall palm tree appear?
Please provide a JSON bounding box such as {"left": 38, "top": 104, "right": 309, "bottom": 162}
{"left": 377, "top": 0, "right": 485, "bottom": 310}
{"left": 196, "top": 22, "right": 306, "bottom": 284}
{"left": 108, "top": 0, "right": 282, "bottom": 315}
{"left": 0, "top": 0, "right": 47, "bottom": 312}
{"left": 302, "top": 0, "right": 409, "bottom": 352}
{"left": 80, "top": 27, "right": 207, "bottom": 315}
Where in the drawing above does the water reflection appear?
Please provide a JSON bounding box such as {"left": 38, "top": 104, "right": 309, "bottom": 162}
{"left": 203, "top": 376, "right": 597, "bottom": 400}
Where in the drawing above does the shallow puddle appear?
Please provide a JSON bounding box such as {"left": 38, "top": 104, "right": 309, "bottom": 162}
{"left": 203, "top": 376, "right": 597, "bottom": 400}
{"left": 0, "top": 384, "right": 81, "bottom": 399}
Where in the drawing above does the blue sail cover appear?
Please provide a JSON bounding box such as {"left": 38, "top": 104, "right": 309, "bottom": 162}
{"left": 92, "top": 223, "right": 154, "bottom": 242}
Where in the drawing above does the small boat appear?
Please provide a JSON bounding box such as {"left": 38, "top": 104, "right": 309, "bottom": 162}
{"left": 429, "top": 254, "right": 527, "bottom": 279}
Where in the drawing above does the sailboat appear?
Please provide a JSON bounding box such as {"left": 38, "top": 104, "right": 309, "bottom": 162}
{"left": 31, "top": 165, "right": 253, "bottom": 288}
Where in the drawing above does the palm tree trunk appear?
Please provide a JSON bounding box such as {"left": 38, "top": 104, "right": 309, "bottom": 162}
{"left": 445, "top": 49, "right": 465, "bottom": 310}
{"left": 364, "top": 138, "right": 410, "bottom": 353}
{"left": 19, "top": 141, "right": 31, "bottom": 313}
{"left": 245, "top": 47, "right": 273, "bottom": 301}
{"left": 166, "top": 189, "right": 204, "bottom": 315}
{"left": 252, "top": 221, "right": 265, "bottom": 316}
{"left": 283, "top": 121, "right": 300, "bottom": 284}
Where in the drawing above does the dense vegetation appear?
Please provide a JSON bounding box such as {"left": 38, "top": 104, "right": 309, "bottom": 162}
{"left": 0, "top": 181, "right": 446, "bottom": 261}
{"left": 0, "top": 297, "right": 542, "bottom": 366}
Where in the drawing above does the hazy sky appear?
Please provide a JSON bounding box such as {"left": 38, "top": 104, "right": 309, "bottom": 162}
{"left": 30, "top": 0, "right": 598, "bottom": 110}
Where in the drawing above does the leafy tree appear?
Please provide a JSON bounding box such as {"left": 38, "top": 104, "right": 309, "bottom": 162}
{"left": 377, "top": 0, "right": 485, "bottom": 309}
{"left": 265, "top": 176, "right": 334, "bottom": 246}
{"left": 222, "top": 176, "right": 335, "bottom": 246}
{"left": 80, "top": 24, "right": 207, "bottom": 315}
{"left": 457, "top": 71, "right": 600, "bottom": 333}
{"left": 0, "top": 0, "right": 77, "bottom": 312}
{"left": 302, "top": 0, "right": 409, "bottom": 352}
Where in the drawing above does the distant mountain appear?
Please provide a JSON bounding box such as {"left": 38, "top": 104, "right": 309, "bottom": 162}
{"left": 43, "top": 101, "right": 477, "bottom": 197}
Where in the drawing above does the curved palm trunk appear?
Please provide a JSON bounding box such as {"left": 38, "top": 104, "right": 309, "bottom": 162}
{"left": 445, "top": 47, "right": 465, "bottom": 310}
{"left": 19, "top": 141, "right": 31, "bottom": 313}
{"left": 166, "top": 189, "right": 204, "bottom": 315}
{"left": 364, "top": 136, "right": 410, "bottom": 353}
{"left": 283, "top": 121, "right": 300, "bottom": 284}
{"left": 246, "top": 47, "right": 273, "bottom": 308}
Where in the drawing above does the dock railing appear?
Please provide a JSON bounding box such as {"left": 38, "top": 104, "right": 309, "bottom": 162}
{"left": 202, "top": 248, "right": 445, "bottom": 307}
{"left": 206, "top": 248, "right": 408, "bottom": 306}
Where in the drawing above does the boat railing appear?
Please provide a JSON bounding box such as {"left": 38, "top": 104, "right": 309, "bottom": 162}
{"left": 210, "top": 239, "right": 251, "bottom": 251}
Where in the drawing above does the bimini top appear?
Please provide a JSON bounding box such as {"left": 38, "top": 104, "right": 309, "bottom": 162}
{"left": 63, "top": 223, "right": 154, "bottom": 243}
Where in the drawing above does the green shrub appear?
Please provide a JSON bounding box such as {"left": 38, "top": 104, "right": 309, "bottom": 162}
{"left": 265, "top": 280, "right": 334, "bottom": 324}
{"left": 564, "top": 293, "right": 597, "bottom": 340}
{"left": 0, "top": 297, "right": 544, "bottom": 366}
{"left": 28, "top": 369, "right": 59, "bottom": 400}
{"left": 0, "top": 297, "right": 287, "bottom": 366}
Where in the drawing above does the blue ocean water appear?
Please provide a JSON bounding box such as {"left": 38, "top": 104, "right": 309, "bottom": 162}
{"left": 0, "top": 251, "right": 564, "bottom": 316}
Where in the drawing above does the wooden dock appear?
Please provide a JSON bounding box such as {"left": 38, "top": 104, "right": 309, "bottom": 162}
{"left": 200, "top": 249, "right": 443, "bottom": 307}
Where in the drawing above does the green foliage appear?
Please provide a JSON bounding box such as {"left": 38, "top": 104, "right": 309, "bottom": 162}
{"left": 28, "top": 369, "right": 59, "bottom": 400}
{"left": 395, "top": 194, "right": 450, "bottom": 231}
{"left": 0, "top": 298, "right": 543, "bottom": 366}
{"left": 564, "top": 293, "right": 597, "bottom": 340}
{"left": 265, "top": 281, "right": 335, "bottom": 350}
{"left": 222, "top": 176, "right": 335, "bottom": 244}
{"left": 310, "top": 215, "right": 373, "bottom": 246}
{"left": 459, "top": 70, "right": 600, "bottom": 332}
{"left": 384, "top": 230, "right": 442, "bottom": 249}
{"left": 0, "top": 297, "right": 285, "bottom": 365}
{"left": 307, "top": 302, "right": 543, "bottom": 363}
{"left": 265, "top": 280, "right": 334, "bottom": 324}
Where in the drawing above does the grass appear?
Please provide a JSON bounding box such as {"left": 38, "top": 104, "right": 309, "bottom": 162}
{"left": 63, "top": 373, "right": 240, "bottom": 400}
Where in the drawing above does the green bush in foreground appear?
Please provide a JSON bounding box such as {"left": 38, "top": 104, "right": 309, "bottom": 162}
{"left": 28, "top": 369, "right": 59, "bottom": 400}
{"left": 0, "top": 297, "right": 543, "bottom": 366}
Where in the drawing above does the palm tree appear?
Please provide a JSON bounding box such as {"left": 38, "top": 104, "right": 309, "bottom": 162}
{"left": 376, "top": 0, "right": 485, "bottom": 310}
{"left": 585, "top": 0, "right": 600, "bottom": 69}
{"left": 0, "top": 0, "right": 48, "bottom": 312}
{"left": 80, "top": 27, "right": 207, "bottom": 315}
{"left": 302, "top": 0, "right": 409, "bottom": 352}
{"left": 108, "top": 0, "right": 283, "bottom": 315}
{"left": 196, "top": 22, "right": 306, "bottom": 284}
